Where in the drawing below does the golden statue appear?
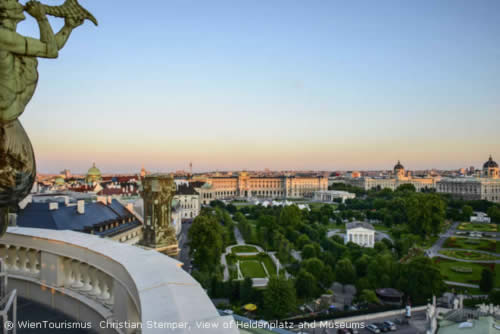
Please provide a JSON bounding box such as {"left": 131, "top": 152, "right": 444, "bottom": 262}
{"left": 0, "top": 0, "right": 96, "bottom": 235}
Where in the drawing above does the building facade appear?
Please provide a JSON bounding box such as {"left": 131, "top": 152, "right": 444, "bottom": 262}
{"left": 313, "top": 190, "right": 355, "bottom": 203}
{"left": 345, "top": 222, "right": 375, "bottom": 248}
{"left": 345, "top": 161, "right": 439, "bottom": 191}
{"left": 196, "top": 172, "right": 328, "bottom": 205}
{"left": 174, "top": 183, "right": 201, "bottom": 220}
{"left": 436, "top": 156, "right": 500, "bottom": 203}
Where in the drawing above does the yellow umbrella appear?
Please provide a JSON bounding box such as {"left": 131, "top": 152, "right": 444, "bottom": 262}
{"left": 243, "top": 304, "right": 257, "bottom": 312}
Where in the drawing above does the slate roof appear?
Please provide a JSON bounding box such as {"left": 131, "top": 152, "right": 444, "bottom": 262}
{"left": 176, "top": 184, "right": 198, "bottom": 195}
{"left": 17, "top": 199, "right": 140, "bottom": 234}
{"left": 346, "top": 221, "right": 375, "bottom": 230}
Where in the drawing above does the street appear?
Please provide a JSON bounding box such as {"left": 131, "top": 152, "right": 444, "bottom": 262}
{"left": 178, "top": 220, "right": 193, "bottom": 273}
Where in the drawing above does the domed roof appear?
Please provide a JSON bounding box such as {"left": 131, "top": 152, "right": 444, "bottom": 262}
{"left": 394, "top": 160, "right": 404, "bottom": 171}
{"left": 54, "top": 175, "right": 65, "bottom": 185}
{"left": 87, "top": 163, "right": 101, "bottom": 176}
{"left": 483, "top": 155, "right": 498, "bottom": 169}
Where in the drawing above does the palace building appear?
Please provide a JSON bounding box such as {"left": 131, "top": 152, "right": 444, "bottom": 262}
{"left": 436, "top": 155, "right": 500, "bottom": 203}
{"left": 195, "top": 172, "right": 328, "bottom": 205}
{"left": 345, "top": 161, "right": 439, "bottom": 191}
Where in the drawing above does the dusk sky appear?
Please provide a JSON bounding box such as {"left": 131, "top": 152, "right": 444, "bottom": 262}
{"left": 17, "top": 0, "right": 500, "bottom": 174}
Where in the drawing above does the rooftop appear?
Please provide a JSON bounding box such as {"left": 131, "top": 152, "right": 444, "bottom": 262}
{"left": 346, "top": 221, "right": 374, "bottom": 230}
{"left": 17, "top": 199, "right": 137, "bottom": 233}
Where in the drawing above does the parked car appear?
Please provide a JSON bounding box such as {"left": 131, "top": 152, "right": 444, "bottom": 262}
{"left": 375, "top": 321, "right": 391, "bottom": 332}
{"left": 395, "top": 318, "right": 409, "bottom": 325}
{"left": 337, "top": 329, "right": 358, "bottom": 334}
{"left": 383, "top": 320, "right": 397, "bottom": 331}
{"left": 366, "top": 324, "right": 380, "bottom": 333}
{"left": 374, "top": 322, "right": 390, "bottom": 332}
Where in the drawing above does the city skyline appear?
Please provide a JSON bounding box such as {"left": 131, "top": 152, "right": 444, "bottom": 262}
{"left": 38, "top": 155, "right": 497, "bottom": 175}
{"left": 16, "top": 0, "right": 500, "bottom": 173}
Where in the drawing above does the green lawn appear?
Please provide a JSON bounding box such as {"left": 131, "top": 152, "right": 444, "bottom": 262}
{"left": 434, "top": 258, "right": 498, "bottom": 286}
{"left": 457, "top": 223, "right": 498, "bottom": 232}
{"left": 309, "top": 202, "right": 338, "bottom": 211}
{"left": 443, "top": 237, "right": 497, "bottom": 253}
{"left": 373, "top": 224, "right": 391, "bottom": 232}
{"left": 227, "top": 253, "right": 277, "bottom": 280}
{"left": 439, "top": 250, "right": 500, "bottom": 261}
{"left": 231, "top": 245, "right": 259, "bottom": 253}
{"left": 261, "top": 255, "right": 278, "bottom": 277}
{"left": 240, "top": 260, "right": 267, "bottom": 278}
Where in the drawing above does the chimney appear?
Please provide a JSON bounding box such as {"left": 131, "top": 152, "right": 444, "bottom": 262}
{"left": 77, "top": 200, "right": 85, "bottom": 214}
{"left": 49, "top": 202, "right": 59, "bottom": 211}
{"left": 64, "top": 197, "right": 70, "bottom": 206}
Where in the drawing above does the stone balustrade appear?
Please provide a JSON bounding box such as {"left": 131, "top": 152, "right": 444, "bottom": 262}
{"left": 1, "top": 227, "right": 237, "bottom": 334}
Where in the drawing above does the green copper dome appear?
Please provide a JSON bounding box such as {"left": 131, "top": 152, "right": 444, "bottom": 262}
{"left": 87, "top": 163, "right": 101, "bottom": 176}
{"left": 54, "top": 176, "right": 65, "bottom": 185}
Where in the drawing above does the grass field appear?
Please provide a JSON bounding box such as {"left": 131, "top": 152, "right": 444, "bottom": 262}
{"left": 373, "top": 224, "right": 391, "bottom": 232}
{"left": 227, "top": 253, "right": 277, "bottom": 279}
{"left": 443, "top": 237, "right": 498, "bottom": 253}
{"left": 434, "top": 258, "right": 498, "bottom": 286}
{"left": 231, "top": 245, "right": 259, "bottom": 253}
{"left": 309, "top": 202, "right": 338, "bottom": 211}
{"left": 458, "top": 223, "right": 498, "bottom": 232}
{"left": 240, "top": 260, "right": 267, "bottom": 278}
{"left": 439, "top": 250, "right": 500, "bottom": 261}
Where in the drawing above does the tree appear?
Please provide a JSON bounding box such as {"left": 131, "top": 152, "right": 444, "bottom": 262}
{"left": 301, "top": 244, "right": 316, "bottom": 259}
{"left": 358, "top": 289, "right": 381, "bottom": 305}
{"left": 300, "top": 257, "right": 325, "bottom": 281}
{"left": 240, "top": 277, "right": 254, "bottom": 303}
{"left": 279, "top": 205, "right": 302, "bottom": 228}
{"left": 263, "top": 277, "right": 296, "bottom": 319}
{"left": 334, "top": 258, "right": 356, "bottom": 285}
{"left": 405, "top": 193, "right": 445, "bottom": 237}
{"left": 396, "top": 184, "right": 416, "bottom": 193}
{"left": 479, "top": 269, "right": 494, "bottom": 293}
{"left": 487, "top": 206, "right": 500, "bottom": 223}
{"left": 461, "top": 205, "right": 473, "bottom": 221}
{"left": 398, "top": 256, "right": 445, "bottom": 305}
{"left": 489, "top": 290, "right": 500, "bottom": 306}
{"left": 188, "top": 215, "right": 224, "bottom": 273}
{"left": 295, "top": 270, "right": 317, "bottom": 299}
{"left": 295, "top": 234, "right": 311, "bottom": 250}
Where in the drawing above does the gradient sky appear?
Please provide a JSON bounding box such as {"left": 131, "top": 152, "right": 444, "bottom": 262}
{"left": 15, "top": 0, "right": 500, "bottom": 173}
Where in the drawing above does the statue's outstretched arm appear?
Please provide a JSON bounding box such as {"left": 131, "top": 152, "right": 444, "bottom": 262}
{"left": 0, "top": 28, "right": 55, "bottom": 58}
{"left": 27, "top": 1, "right": 58, "bottom": 58}
{"left": 0, "top": 1, "right": 58, "bottom": 58}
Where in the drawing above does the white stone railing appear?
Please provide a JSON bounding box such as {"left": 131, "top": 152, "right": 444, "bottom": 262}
{"left": 0, "top": 245, "right": 116, "bottom": 308}
{"left": 1, "top": 227, "right": 237, "bottom": 334}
